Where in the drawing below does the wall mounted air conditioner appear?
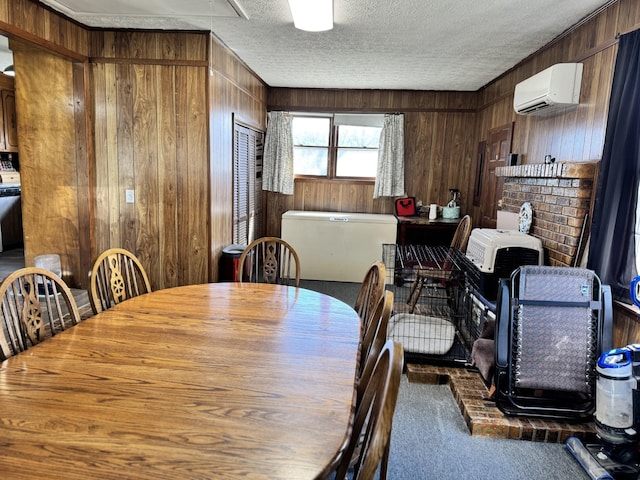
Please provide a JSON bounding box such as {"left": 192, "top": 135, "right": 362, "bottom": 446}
{"left": 513, "top": 63, "right": 583, "bottom": 115}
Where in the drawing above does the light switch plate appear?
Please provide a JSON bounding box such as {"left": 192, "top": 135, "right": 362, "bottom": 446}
{"left": 125, "top": 189, "right": 135, "bottom": 204}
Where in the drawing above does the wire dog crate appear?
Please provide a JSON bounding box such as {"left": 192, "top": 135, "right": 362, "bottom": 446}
{"left": 383, "top": 244, "right": 480, "bottom": 365}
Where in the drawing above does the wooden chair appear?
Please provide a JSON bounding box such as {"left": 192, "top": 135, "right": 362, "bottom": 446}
{"left": 88, "top": 248, "right": 152, "bottom": 314}
{"left": 334, "top": 340, "right": 404, "bottom": 480}
{"left": 360, "top": 290, "right": 394, "bottom": 381}
{"left": 406, "top": 215, "right": 472, "bottom": 313}
{"left": 0, "top": 267, "right": 81, "bottom": 360}
{"left": 342, "top": 291, "right": 394, "bottom": 479}
{"left": 354, "top": 261, "right": 386, "bottom": 327}
{"left": 237, "top": 237, "right": 301, "bottom": 287}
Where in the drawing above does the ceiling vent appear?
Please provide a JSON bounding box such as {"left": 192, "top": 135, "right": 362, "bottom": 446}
{"left": 513, "top": 63, "right": 583, "bottom": 115}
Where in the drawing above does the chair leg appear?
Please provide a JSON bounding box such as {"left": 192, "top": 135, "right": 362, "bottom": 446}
{"left": 406, "top": 276, "right": 419, "bottom": 307}
{"left": 379, "top": 441, "right": 390, "bottom": 480}
{"left": 407, "top": 276, "right": 424, "bottom": 314}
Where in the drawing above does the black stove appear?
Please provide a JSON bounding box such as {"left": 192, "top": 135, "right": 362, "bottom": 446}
{"left": 0, "top": 183, "right": 20, "bottom": 196}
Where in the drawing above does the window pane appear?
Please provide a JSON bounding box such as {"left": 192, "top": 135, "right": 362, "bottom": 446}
{"left": 294, "top": 147, "right": 328, "bottom": 175}
{"left": 292, "top": 117, "right": 330, "bottom": 147}
{"left": 336, "top": 149, "right": 378, "bottom": 177}
{"left": 337, "top": 125, "right": 381, "bottom": 148}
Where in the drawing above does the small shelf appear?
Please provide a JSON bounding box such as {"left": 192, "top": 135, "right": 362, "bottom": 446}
{"left": 496, "top": 161, "right": 597, "bottom": 179}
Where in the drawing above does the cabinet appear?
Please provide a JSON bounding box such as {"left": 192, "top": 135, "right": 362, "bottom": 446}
{"left": 0, "top": 90, "right": 17, "bottom": 152}
{"left": 2, "top": 90, "right": 17, "bottom": 151}
{"left": 396, "top": 215, "right": 460, "bottom": 246}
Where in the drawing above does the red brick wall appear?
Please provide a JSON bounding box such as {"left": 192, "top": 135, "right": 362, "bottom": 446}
{"left": 496, "top": 162, "right": 597, "bottom": 267}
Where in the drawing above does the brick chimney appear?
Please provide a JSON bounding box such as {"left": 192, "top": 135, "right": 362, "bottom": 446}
{"left": 495, "top": 162, "right": 598, "bottom": 267}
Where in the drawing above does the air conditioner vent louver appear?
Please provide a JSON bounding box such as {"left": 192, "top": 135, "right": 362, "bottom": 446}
{"left": 514, "top": 63, "right": 583, "bottom": 116}
{"left": 517, "top": 101, "right": 552, "bottom": 114}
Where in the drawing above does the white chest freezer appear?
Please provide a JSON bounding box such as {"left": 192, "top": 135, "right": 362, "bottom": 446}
{"left": 281, "top": 210, "right": 397, "bottom": 282}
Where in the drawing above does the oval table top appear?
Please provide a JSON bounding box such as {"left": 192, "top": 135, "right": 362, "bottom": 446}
{"left": 0, "top": 282, "right": 362, "bottom": 480}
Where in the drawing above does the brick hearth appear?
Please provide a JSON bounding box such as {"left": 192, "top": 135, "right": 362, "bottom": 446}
{"left": 406, "top": 363, "right": 597, "bottom": 443}
{"left": 495, "top": 161, "right": 597, "bottom": 267}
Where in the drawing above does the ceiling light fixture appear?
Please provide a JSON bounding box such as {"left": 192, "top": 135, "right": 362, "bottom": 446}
{"left": 287, "top": 0, "right": 333, "bottom": 32}
{"left": 2, "top": 65, "right": 14, "bottom": 77}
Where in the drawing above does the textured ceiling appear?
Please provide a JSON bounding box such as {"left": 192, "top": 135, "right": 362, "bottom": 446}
{"left": 37, "top": 0, "right": 613, "bottom": 91}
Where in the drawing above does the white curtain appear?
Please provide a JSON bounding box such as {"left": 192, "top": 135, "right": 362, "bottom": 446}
{"left": 263, "top": 111, "right": 294, "bottom": 195}
{"left": 373, "top": 113, "right": 404, "bottom": 199}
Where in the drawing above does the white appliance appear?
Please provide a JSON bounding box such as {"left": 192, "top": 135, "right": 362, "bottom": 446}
{"left": 465, "top": 228, "right": 543, "bottom": 274}
{"left": 281, "top": 210, "right": 397, "bottom": 282}
{"left": 513, "top": 63, "right": 583, "bottom": 115}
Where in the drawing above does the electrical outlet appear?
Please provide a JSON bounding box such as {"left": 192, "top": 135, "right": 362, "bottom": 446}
{"left": 125, "top": 189, "right": 135, "bottom": 204}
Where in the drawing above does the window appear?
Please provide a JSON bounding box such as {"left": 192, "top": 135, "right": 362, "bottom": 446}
{"left": 292, "top": 116, "right": 330, "bottom": 176}
{"left": 291, "top": 113, "right": 383, "bottom": 180}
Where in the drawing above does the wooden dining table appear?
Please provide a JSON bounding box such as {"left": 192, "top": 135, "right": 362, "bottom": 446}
{"left": 0, "top": 282, "right": 362, "bottom": 480}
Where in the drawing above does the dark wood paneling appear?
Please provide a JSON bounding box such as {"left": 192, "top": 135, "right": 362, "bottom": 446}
{"left": 0, "top": 0, "right": 89, "bottom": 57}
{"left": 209, "top": 34, "right": 267, "bottom": 281}
{"left": 264, "top": 90, "right": 477, "bottom": 236}
{"left": 474, "top": 0, "right": 640, "bottom": 339}
{"left": 613, "top": 303, "right": 640, "bottom": 348}
{"left": 90, "top": 30, "right": 210, "bottom": 289}
{"left": 0, "top": 2, "right": 90, "bottom": 287}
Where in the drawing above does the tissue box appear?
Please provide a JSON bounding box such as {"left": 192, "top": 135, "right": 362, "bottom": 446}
{"left": 442, "top": 206, "right": 460, "bottom": 219}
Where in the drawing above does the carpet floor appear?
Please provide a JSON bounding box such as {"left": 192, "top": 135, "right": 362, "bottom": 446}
{"left": 300, "top": 279, "right": 590, "bottom": 479}
{"left": 388, "top": 377, "right": 589, "bottom": 479}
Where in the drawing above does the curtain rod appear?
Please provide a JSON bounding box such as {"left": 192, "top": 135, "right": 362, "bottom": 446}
{"left": 267, "top": 110, "right": 403, "bottom": 115}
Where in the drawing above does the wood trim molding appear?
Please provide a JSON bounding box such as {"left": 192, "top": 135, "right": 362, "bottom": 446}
{"left": 267, "top": 104, "right": 476, "bottom": 114}
{"left": 90, "top": 57, "right": 208, "bottom": 67}
{"left": 0, "top": 21, "right": 87, "bottom": 63}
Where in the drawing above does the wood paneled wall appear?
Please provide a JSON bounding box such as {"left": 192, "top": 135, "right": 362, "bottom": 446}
{"left": 90, "top": 31, "right": 210, "bottom": 289}
{"left": 614, "top": 303, "right": 640, "bottom": 350}
{"left": 208, "top": 34, "right": 267, "bottom": 281}
{"left": 0, "top": 2, "right": 267, "bottom": 287}
{"left": 474, "top": 2, "right": 623, "bottom": 170}
{"left": 474, "top": 0, "right": 640, "bottom": 345}
{"left": 0, "top": 0, "right": 89, "bottom": 57}
{"left": 0, "top": 1, "right": 89, "bottom": 286}
{"left": 12, "top": 42, "right": 84, "bottom": 285}
{"left": 265, "top": 89, "right": 478, "bottom": 236}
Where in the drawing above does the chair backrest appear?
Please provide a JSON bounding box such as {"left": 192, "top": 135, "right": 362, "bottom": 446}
{"left": 513, "top": 266, "right": 601, "bottom": 392}
{"left": 0, "top": 267, "right": 81, "bottom": 360}
{"left": 237, "top": 237, "right": 301, "bottom": 287}
{"left": 335, "top": 340, "right": 404, "bottom": 480}
{"left": 450, "top": 214, "right": 472, "bottom": 251}
{"left": 354, "top": 261, "right": 387, "bottom": 324}
{"left": 494, "top": 265, "right": 613, "bottom": 420}
{"left": 88, "top": 248, "right": 152, "bottom": 314}
{"left": 360, "top": 290, "right": 394, "bottom": 382}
